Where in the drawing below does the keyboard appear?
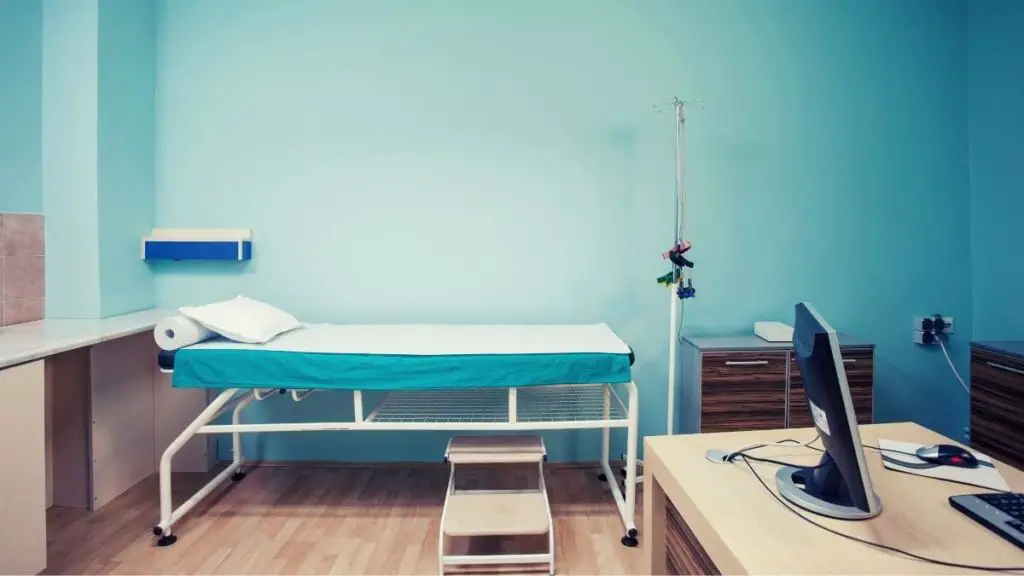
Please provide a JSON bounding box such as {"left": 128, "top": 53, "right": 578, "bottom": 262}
{"left": 949, "top": 492, "right": 1024, "bottom": 550}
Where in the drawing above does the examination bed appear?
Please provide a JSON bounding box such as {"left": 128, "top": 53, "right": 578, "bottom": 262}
{"left": 154, "top": 323, "right": 641, "bottom": 548}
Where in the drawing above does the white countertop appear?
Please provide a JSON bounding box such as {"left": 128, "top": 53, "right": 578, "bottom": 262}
{"left": 0, "top": 308, "right": 175, "bottom": 370}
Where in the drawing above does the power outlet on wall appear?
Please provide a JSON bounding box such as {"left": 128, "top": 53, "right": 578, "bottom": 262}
{"left": 913, "top": 316, "right": 954, "bottom": 334}
{"left": 913, "top": 314, "right": 954, "bottom": 345}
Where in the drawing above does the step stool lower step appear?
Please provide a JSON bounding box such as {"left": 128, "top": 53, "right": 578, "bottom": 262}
{"left": 444, "top": 492, "right": 550, "bottom": 537}
{"left": 446, "top": 435, "right": 546, "bottom": 464}
{"left": 441, "top": 554, "right": 553, "bottom": 574}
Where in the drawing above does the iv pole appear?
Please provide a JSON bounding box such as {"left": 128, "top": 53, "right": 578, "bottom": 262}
{"left": 666, "top": 97, "right": 699, "bottom": 436}
{"left": 619, "top": 97, "right": 701, "bottom": 487}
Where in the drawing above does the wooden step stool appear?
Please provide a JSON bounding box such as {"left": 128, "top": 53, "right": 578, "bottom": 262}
{"left": 439, "top": 435, "right": 554, "bottom": 575}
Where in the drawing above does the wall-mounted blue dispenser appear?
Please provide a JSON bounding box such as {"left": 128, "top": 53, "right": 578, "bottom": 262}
{"left": 142, "top": 228, "right": 252, "bottom": 261}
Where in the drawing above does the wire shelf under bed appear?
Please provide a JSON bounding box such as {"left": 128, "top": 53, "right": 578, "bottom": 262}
{"left": 366, "top": 384, "right": 629, "bottom": 425}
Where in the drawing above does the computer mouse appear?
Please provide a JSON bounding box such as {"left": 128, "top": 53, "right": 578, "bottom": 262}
{"left": 915, "top": 444, "right": 979, "bottom": 468}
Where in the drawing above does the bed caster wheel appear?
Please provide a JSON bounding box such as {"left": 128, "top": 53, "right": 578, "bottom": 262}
{"left": 231, "top": 471, "right": 246, "bottom": 482}
{"left": 621, "top": 533, "right": 639, "bottom": 547}
{"left": 597, "top": 473, "right": 607, "bottom": 481}
{"left": 156, "top": 534, "right": 178, "bottom": 547}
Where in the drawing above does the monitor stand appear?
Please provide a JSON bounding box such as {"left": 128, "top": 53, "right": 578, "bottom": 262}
{"left": 775, "top": 452, "right": 882, "bottom": 520}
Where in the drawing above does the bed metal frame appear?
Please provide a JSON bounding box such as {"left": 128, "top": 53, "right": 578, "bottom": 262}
{"left": 152, "top": 382, "right": 640, "bottom": 548}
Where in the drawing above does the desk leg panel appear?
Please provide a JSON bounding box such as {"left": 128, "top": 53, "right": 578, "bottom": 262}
{"left": 666, "top": 499, "right": 721, "bottom": 576}
{"left": 47, "top": 350, "right": 91, "bottom": 509}
{"left": 90, "top": 333, "right": 157, "bottom": 509}
{"left": 645, "top": 474, "right": 667, "bottom": 575}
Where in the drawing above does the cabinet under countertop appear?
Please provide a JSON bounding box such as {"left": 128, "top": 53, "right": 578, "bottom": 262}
{"left": 970, "top": 341, "right": 1024, "bottom": 469}
{"left": 677, "top": 334, "right": 875, "bottom": 434}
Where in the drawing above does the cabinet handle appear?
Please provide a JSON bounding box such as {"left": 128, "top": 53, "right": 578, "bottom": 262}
{"left": 987, "top": 361, "right": 1024, "bottom": 376}
{"left": 843, "top": 359, "right": 856, "bottom": 364}
{"left": 725, "top": 360, "right": 769, "bottom": 366}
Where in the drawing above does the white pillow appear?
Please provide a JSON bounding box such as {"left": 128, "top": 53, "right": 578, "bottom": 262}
{"left": 179, "top": 295, "right": 303, "bottom": 344}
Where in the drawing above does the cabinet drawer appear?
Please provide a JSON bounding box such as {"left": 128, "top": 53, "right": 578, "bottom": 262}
{"left": 971, "top": 347, "right": 1024, "bottom": 467}
{"left": 789, "top": 348, "right": 873, "bottom": 428}
{"left": 972, "top": 348, "right": 1024, "bottom": 401}
{"left": 700, "top": 351, "right": 786, "bottom": 432}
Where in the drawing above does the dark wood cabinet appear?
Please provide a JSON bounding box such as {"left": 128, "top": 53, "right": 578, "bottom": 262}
{"left": 698, "top": 351, "right": 788, "bottom": 432}
{"left": 970, "top": 343, "right": 1024, "bottom": 469}
{"left": 789, "top": 347, "right": 874, "bottom": 428}
{"left": 678, "top": 335, "right": 874, "bottom": 434}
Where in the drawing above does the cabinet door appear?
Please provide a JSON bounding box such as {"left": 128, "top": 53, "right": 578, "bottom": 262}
{"left": 789, "top": 347, "right": 873, "bottom": 428}
{"left": 700, "top": 351, "right": 787, "bottom": 432}
{"left": 0, "top": 360, "right": 47, "bottom": 575}
{"left": 971, "top": 347, "right": 1024, "bottom": 468}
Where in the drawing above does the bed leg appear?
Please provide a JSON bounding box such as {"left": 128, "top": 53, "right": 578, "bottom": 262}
{"left": 230, "top": 392, "right": 254, "bottom": 482}
{"left": 598, "top": 382, "right": 639, "bottom": 546}
{"left": 598, "top": 385, "right": 611, "bottom": 482}
{"left": 621, "top": 381, "right": 639, "bottom": 547}
{"left": 154, "top": 388, "right": 241, "bottom": 545}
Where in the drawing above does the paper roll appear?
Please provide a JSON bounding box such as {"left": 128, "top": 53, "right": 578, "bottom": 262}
{"left": 155, "top": 315, "right": 217, "bottom": 350}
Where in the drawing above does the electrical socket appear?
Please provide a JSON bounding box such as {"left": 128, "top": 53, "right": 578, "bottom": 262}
{"left": 913, "top": 315, "right": 954, "bottom": 334}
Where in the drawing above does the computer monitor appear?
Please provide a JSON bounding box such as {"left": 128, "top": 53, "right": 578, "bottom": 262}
{"left": 777, "top": 302, "right": 883, "bottom": 520}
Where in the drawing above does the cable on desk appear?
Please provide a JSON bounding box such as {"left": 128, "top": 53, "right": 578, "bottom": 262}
{"left": 723, "top": 435, "right": 822, "bottom": 468}
{"left": 799, "top": 443, "right": 1013, "bottom": 494}
{"left": 738, "top": 455, "right": 1024, "bottom": 572}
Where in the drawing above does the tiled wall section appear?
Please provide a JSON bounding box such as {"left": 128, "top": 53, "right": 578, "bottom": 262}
{"left": 0, "top": 213, "right": 45, "bottom": 325}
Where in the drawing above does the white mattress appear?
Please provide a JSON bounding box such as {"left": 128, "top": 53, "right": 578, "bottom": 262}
{"left": 172, "top": 322, "right": 635, "bottom": 391}
{"left": 188, "top": 323, "right": 632, "bottom": 356}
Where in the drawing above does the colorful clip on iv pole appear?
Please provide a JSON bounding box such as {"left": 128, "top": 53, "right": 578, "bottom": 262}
{"left": 663, "top": 240, "right": 691, "bottom": 259}
{"left": 678, "top": 278, "right": 695, "bottom": 299}
{"left": 657, "top": 239, "right": 695, "bottom": 291}
{"left": 663, "top": 240, "right": 695, "bottom": 272}
{"left": 656, "top": 246, "right": 696, "bottom": 294}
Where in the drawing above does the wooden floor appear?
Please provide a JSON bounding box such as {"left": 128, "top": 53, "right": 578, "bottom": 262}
{"left": 44, "top": 465, "right": 644, "bottom": 575}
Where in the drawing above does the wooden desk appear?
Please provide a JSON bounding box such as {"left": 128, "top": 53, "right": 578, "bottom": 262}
{"left": 644, "top": 422, "right": 1024, "bottom": 575}
{"left": 0, "top": 310, "right": 213, "bottom": 574}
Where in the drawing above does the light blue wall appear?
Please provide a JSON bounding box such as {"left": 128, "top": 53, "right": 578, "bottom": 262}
{"left": 42, "top": 0, "right": 101, "bottom": 318}
{"left": 98, "top": 0, "right": 156, "bottom": 316}
{"left": 0, "top": 0, "right": 43, "bottom": 214}
{"left": 969, "top": 0, "right": 1024, "bottom": 341}
{"left": 41, "top": 0, "right": 156, "bottom": 319}
{"left": 153, "top": 0, "right": 973, "bottom": 462}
